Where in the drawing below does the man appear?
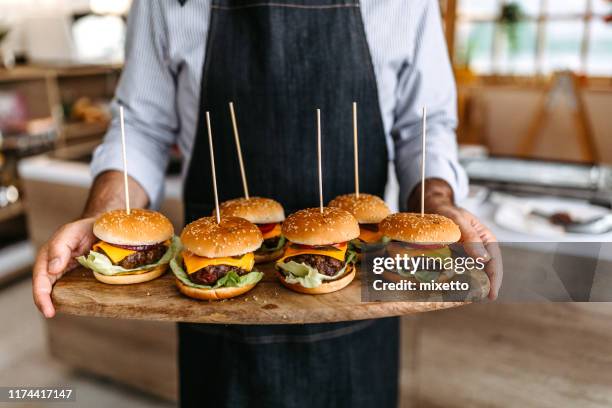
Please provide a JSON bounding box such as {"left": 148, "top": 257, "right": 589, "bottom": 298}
{"left": 33, "top": 1, "right": 500, "bottom": 406}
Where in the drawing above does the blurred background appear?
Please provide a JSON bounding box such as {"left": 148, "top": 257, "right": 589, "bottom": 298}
{"left": 0, "top": 1, "right": 611, "bottom": 407}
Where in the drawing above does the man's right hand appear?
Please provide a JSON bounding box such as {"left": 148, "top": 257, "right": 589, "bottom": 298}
{"left": 32, "top": 218, "right": 97, "bottom": 318}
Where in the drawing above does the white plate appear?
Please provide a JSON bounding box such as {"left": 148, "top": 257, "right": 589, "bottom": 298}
{"left": 493, "top": 195, "right": 611, "bottom": 239}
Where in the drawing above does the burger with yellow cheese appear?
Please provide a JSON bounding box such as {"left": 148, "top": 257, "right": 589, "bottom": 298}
{"left": 328, "top": 193, "right": 390, "bottom": 258}
{"left": 77, "top": 209, "right": 178, "bottom": 284}
{"left": 379, "top": 212, "right": 460, "bottom": 284}
{"left": 275, "top": 207, "right": 359, "bottom": 294}
{"left": 170, "top": 216, "right": 264, "bottom": 300}
{"left": 216, "top": 197, "right": 285, "bottom": 263}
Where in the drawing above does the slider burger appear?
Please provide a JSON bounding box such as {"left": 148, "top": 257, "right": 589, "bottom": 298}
{"left": 77, "top": 209, "right": 177, "bottom": 284}
{"left": 328, "top": 193, "right": 390, "bottom": 257}
{"left": 170, "top": 216, "right": 264, "bottom": 300}
{"left": 217, "top": 197, "right": 285, "bottom": 263}
{"left": 378, "top": 212, "right": 460, "bottom": 284}
{"left": 275, "top": 207, "right": 359, "bottom": 294}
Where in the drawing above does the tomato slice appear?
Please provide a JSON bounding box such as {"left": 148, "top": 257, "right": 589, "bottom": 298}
{"left": 257, "top": 223, "right": 278, "bottom": 234}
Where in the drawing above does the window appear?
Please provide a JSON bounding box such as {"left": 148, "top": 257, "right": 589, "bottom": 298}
{"left": 453, "top": 0, "right": 612, "bottom": 76}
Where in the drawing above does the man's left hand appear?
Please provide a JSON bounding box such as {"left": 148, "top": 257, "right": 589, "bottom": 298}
{"left": 408, "top": 179, "right": 502, "bottom": 300}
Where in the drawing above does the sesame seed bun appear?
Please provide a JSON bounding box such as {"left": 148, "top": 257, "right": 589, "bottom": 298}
{"left": 276, "top": 264, "right": 356, "bottom": 294}
{"left": 180, "top": 216, "right": 263, "bottom": 258}
{"left": 217, "top": 197, "right": 285, "bottom": 224}
{"left": 379, "top": 213, "right": 461, "bottom": 244}
{"left": 93, "top": 209, "right": 174, "bottom": 246}
{"left": 282, "top": 207, "right": 360, "bottom": 246}
{"left": 328, "top": 193, "right": 390, "bottom": 224}
{"left": 93, "top": 263, "right": 167, "bottom": 285}
{"left": 175, "top": 278, "right": 258, "bottom": 300}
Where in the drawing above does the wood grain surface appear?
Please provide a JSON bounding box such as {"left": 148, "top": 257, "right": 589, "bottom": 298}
{"left": 52, "top": 264, "right": 483, "bottom": 324}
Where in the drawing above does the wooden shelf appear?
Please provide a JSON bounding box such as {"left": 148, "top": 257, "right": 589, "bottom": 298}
{"left": 0, "top": 64, "right": 122, "bottom": 82}
{"left": 63, "top": 121, "right": 109, "bottom": 141}
{"left": 0, "top": 67, "right": 49, "bottom": 83}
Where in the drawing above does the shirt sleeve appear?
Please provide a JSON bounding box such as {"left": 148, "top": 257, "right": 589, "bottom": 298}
{"left": 392, "top": 0, "right": 468, "bottom": 211}
{"left": 90, "top": 0, "right": 178, "bottom": 210}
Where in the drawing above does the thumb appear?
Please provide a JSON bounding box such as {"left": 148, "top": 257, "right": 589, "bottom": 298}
{"left": 47, "top": 223, "right": 90, "bottom": 275}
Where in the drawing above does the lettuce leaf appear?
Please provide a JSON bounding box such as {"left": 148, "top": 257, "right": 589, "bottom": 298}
{"left": 276, "top": 250, "right": 356, "bottom": 288}
{"left": 169, "top": 252, "right": 263, "bottom": 289}
{"left": 76, "top": 236, "right": 180, "bottom": 276}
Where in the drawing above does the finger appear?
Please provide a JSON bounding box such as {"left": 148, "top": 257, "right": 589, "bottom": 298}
{"left": 33, "top": 273, "right": 57, "bottom": 318}
{"left": 452, "top": 215, "right": 490, "bottom": 261}
{"left": 473, "top": 218, "right": 497, "bottom": 245}
{"left": 32, "top": 246, "right": 56, "bottom": 318}
{"left": 47, "top": 225, "right": 82, "bottom": 275}
{"left": 484, "top": 241, "right": 503, "bottom": 300}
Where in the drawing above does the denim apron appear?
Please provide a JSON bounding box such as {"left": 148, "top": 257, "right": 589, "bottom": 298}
{"left": 179, "top": 1, "right": 398, "bottom": 406}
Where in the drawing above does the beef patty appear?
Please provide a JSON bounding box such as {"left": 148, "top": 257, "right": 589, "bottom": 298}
{"left": 286, "top": 254, "right": 344, "bottom": 276}
{"left": 103, "top": 244, "right": 167, "bottom": 269}
{"left": 188, "top": 264, "right": 246, "bottom": 285}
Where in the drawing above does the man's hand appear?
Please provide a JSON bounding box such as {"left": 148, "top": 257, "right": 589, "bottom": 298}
{"left": 408, "top": 179, "right": 502, "bottom": 300}
{"left": 32, "top": 170, "right": 150, "bottom": 318}
{"left": 32, "top": 218, "right": 96, "bottom": 318}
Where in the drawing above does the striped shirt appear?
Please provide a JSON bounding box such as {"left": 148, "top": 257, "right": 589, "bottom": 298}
{"left": 91, "top": 0, "right": 468, "bottom": 209}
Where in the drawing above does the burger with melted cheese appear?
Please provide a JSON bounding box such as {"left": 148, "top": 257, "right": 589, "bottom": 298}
{"left": 378, "top": 212, "right": 460, "bottom": 283}
{"left": 217, "top": 197, "right": 285, "bottom": 263}
{"left": 170, "top": 216, "right": 264, "bottom": 300}
{"left": 77, "top": 209, "right": 177, "bottom": 284}
{"left": 328, "top": 193, "right": 390, "bottom": 257}
{"left": 275, "top": 207, "right": 359, "bottom": 294}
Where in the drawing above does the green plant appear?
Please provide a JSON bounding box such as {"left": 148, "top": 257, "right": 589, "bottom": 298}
{"left": 498, "top": 2, "right": 523, "bottom": 53}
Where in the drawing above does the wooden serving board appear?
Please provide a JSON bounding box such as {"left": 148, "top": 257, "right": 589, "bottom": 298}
{"left": 52, "top": 264, "right": 479, "bottom": 324}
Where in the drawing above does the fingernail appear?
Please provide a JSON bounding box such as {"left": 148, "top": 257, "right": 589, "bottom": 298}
{"left": 48, "top": 258, "right": 60, "bottom": 272}
{"left": 481, "top": 250, "right": 491, "bottom": 261}
{"left": 474, "top": 245, "right": 490, "bottom": 260}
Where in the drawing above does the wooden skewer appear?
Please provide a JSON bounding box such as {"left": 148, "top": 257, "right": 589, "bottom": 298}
{"left": 421, "top": 106, "right": 427, "bottom": 218}
{"left": 205, "top": 112, "right": 220, "bottom": 224}
{"left": 317, "top": 108, "right": 323, "bottom": 214}
{"left": 228, "top": 102, "right": 250, "bottom": 200}
{"left": 119, "top": 105, "right": 130, "bottom": 215}
{"left": 353, "top": 102, "right": 359, "bottom": 199}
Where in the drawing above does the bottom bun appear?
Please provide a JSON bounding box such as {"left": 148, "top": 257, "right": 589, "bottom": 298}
{"left": 276, "top": 265, "right": 356, "bottom": 295}
{"left": 175, "top": 278, "right": 258, "bottom": 300}
{"left": 254, "top": 247, "right": 285, "bottom": 264}
{"left": 93, "top": 264, "right": 168, "bottom": 285}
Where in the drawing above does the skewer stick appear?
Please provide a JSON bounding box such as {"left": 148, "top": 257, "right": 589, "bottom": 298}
{"left": 119, "top": 105, "right": 130, "bottom": 215}
{"left": 420, "top": 106, "right": 427, "bottom": 217}
{"left": 228, "top": 102, "right": 250, "bottom": 200}
{"left": 353, "top": 102, "right": 359, "bottom": 199}
{"left": 206, "top": 112, "right": 221, "bottom": 224}
{"left": 317, "top": 108, "right": 323, "bottom": 214}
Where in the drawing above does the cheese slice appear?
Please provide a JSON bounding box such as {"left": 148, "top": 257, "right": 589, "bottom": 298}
{"left": 182, "top": 251, "right": 255, "bottom": 274}
{"left": 277, "top": 243, "right": 347, "bottom": 264}
{"left": 260, "top": 223, "right": 282, "bottom": 240}
{"left": 387, "top": 242, "right": 451, "bottom": 259}
{"left": 93, "top": 241, "right": 136, "bottom": 264}
{"left": 358, "top": 226, "right": 384, "bottom": 244}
